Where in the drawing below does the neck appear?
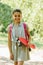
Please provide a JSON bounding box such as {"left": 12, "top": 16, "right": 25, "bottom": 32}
{"left": 13, "top": 21, "right": 20, "bottom": 25}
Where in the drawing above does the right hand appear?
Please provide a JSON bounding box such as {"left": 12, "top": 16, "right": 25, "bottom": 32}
{"left": 10, "top": 53, "right": 14, "bottom": 60}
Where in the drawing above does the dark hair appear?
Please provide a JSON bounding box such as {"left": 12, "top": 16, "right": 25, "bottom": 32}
{"left": 12, "top": 9, "right": 22, "bottom": 14}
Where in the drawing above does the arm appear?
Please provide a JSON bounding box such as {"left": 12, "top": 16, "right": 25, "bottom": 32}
{"left": 8, "top": 31, "right": 14, "bottom": 60}
{"left": 26, "top": 25, "right": 31, "bottom": 41}
{"left": 26, "top": 25, "right": 31, "bottom": 51}
{"left": 8, "top": 31, "right": 12, "bottom": 54}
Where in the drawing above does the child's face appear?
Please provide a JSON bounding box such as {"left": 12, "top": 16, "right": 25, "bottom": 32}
{"left": 12, "top": 12, "right": 22, "bottom": 23}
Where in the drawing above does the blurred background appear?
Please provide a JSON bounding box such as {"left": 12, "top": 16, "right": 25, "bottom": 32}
{"left": 0, "top": 0, "right": 43, "bottom": 48}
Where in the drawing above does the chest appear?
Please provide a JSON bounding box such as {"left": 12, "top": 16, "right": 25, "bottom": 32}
{"left": 12, "top": 24, "right": 24, "bottom": 38}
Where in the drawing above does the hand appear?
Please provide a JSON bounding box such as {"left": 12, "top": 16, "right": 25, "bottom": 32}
{"left": 10, "top": 53, "right": 14, "bottom": 60}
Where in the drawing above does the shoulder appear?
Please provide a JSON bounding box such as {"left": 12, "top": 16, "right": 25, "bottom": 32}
{"left": 21, "top": 22, "right": 27, "bottom": 26}
{"left": 23, "top": 22, "right": 30, "bottom": 31}
{"left": 7, "top": 23, "right": 13, "bottom": 32}
{"left": 22, "top": 22, "right": 28, "bottom": 28}
{"left": 21, "top": 22, "right": 29, "bottom": 29}
{"left": 8, "top": 23, "right": 13, "bottom": 28}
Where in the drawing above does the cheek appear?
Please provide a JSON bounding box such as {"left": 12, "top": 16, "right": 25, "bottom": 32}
{"left": 12, "top": 16, "right": 15, "bottom": 20}
{"left": 18, "top": 18, "right": 21, "bottom": 20}
{"left": 14, "top": 18, "right": 16, "bottom": 20}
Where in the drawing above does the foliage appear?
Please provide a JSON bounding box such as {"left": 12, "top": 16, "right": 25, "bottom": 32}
{"left": 0, "top": 2, "right": 12, "bottom": 32}
{"left": 0, "top": 0, "right": 43, "bottom": 43}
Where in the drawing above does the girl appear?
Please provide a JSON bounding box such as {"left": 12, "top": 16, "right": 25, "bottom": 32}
{"left": 8, "top": 9, "right": 31, "bottom": 65}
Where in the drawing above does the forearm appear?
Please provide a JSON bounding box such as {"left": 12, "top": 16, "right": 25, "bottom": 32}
{"left": 28, "top": 35, "right": 31, "bottom": 42}
{"left": 8, "top": 41, "right": 12, "bottom": 54}
{"left": 8, "top": 31, "right": 13, "bottom": 54}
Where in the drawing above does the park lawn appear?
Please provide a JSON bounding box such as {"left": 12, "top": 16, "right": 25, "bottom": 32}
{"left": 0, "top": 32, "right": 8, "bottom": 45}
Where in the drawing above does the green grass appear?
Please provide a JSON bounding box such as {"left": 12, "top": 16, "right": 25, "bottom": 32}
{"left": 0, "top": 32, "right": 8, "bottom": 45}
{"left": 0, "top": 32, "right": 8, "bottom": 37}
{"left": 0, "top": 40, "right": 7, "bottom": 45}
{"left": 32, "top": 40, "right": 43, "bottom": 49}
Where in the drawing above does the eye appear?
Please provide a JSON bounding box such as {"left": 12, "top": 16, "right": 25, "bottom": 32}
{"left": 14, "top": 15, "right": 17, "bottom": 17}
{"left": 14, "top": 15, "right": 21, "bottom": 17}
{"left": 18, "top": 15, "right": 20, "bottom": 17}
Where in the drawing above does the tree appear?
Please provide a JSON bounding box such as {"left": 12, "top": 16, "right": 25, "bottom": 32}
{"left": 0, "top": 3, "right": 12, "bottom": 32}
